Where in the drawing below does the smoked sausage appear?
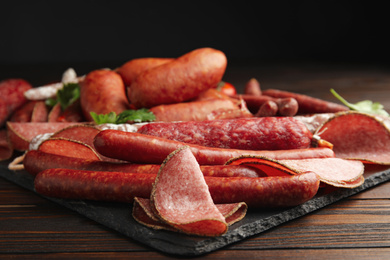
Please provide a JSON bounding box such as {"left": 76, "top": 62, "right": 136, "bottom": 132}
{"left": 24, "top": 150, "right": 262, "bottom": 177}
{"left": 34, "top": 168, "right": 320, "bottom": 208}
{"left": 93, "top": 130, "right": 335, "bottom": 165}
{"left": 80, "top": 69, "right": 130, "bottom": 121}
{"left": 137, "top": 117, "right": 314, "bottom": 150}
{"left": 128, "top": 48, "right": 227, "bottom": 108}
{"left": 116, "top": 57, "right": 174, "bottom": 87}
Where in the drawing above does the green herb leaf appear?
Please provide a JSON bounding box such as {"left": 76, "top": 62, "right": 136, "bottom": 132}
{"left": 57, "top": 83, "right": 80, "bottom": 110}
{"left": 90, "top": 109, "right": 156, "bottom": 124}
{"left": 90, "top": 111, "right": 118, "bottom": 124}
{"left": 330, "top": 88, "right": 389, "bottom": 117}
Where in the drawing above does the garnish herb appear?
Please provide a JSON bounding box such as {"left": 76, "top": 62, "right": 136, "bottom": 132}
{"left": 330, "top": 88, "right": 389, "bottom": 117}
{"left": 90, "top": 109, "right": 156, "bottom": 124}
{"left": 45, "top": 82, "right": 80, "bottom": 110}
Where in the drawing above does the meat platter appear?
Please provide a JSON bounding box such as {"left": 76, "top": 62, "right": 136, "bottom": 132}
{"left": 1, "top": 47, "right": 390, "bottom": 256}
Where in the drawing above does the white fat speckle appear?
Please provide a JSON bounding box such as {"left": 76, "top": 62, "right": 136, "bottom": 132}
{"left": 29, "top": 133, "right": 54, "bottom": 150}
{"left": 96, "top": 123, "right": 147, "bottom": 132}
{"left": 24, "top": 68, "right": 84, "bottom": 100}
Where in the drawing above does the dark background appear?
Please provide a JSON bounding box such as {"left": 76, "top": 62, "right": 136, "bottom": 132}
{"left": 1, "top": 1, "right": 389, "bottom": 86}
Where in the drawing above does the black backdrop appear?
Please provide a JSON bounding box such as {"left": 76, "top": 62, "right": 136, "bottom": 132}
{"left": 1, "top": 1, "right": 389, "bottom": 85}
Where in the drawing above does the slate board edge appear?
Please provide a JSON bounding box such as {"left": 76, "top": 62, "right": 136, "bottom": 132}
{"left": 1, "top": 162, "right": 389, "bottom": 257}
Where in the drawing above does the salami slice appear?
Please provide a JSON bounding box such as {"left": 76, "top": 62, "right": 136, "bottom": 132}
{"left": 137, "top": 117, "right": 314, "bottom": 150}
{"left": 150, "top": 146, "right": 230, "bottom": 236}
{"left": 6, "top": 122, "right": 80, "bottom": 151}
{"left": 132, "top": 197, "right": 247, "bottom": 231}
{"left": 316, "top": 111, "right": 390, "bottom": 164}
{"left": 227, "top": 155, "right": 365, "bottom": 188}
{"left": 38, "top": 138, "right": 101, "bottom": 161}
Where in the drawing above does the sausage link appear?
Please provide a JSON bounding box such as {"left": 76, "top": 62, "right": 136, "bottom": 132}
{"left": 94, "top": 130, "right": 335, "bottom": 165}
{"left": 34, "top": 168, "right": 319, "bottom": 208}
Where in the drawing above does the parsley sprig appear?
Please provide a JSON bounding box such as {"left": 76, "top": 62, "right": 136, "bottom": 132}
{"left": 331, "top": 88, "right": 389, "bottom": 117}
{"left": 90, "top": 109, "right": 156, "bottom": 124}
{"left": 45, "top": 82, "right": 80, "bottom": 110}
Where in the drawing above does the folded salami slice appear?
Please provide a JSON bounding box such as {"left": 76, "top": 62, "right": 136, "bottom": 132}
{"left": 6, "top": 122, "right": 80, "bottom": 151}
{"left": 316, "top": 111, "right": 390, "bottom": 164}
{"left": 38, "top": 138, "right": 101, "bottom": 161}
{"left": 227, "top": 156, "right": 364, "bottom": 188}
{"left": 150, "top": 146, "right": 233, "bottom": 237}
{"left": 132, "top": 197, "right": 247, "bottom": 232}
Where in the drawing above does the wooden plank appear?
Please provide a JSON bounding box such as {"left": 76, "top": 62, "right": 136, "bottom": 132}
{"left": 1, "top": 248, "right": 390, "bottom": 260}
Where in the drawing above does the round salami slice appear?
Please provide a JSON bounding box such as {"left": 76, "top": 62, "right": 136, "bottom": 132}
{"left": 316, "top": 111, "right": 390, "bottom": 164}
{"left": 150, "top": 146, "right": 229, "bottom": 237}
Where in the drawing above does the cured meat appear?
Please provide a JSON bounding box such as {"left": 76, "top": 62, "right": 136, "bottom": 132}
{"left": 0, "top": 129, "right": 12, "bottom": 161}
{"left": 227, "top": 155, "right": 365, "bottom": 188}
{"left": 116, "top": 57, "right": 174, "bottom": 87}
{"left": 80, "top": 69, "right": 130, "bottom": 121}
{"left": 150, "top": 146, "right": 229, "bottom": 236}
{"left": 34, "top": 166, "right": 320, "bottom": 208}
{"left": 262, "top": 88, "right": 349, "bottom": 114}
{"left": 51, "top": 124, "right": 100, "bottom": 149}
{"left": 94, "top": 130, "right": 335, "bottom": 165}
{"left": 234, "top": 94, "right": 299, "bottom": 116}
{"left": 149, "top": 98, "right": 251, "bottom": 122}
{"left": 9, "top": 101, "right": 47, "bottom": 122}
{"left": 6, "top": 122, "right": 80, "bottom": 151}
{"left": 38, "top": 138, "right": 101, "bottom": 161}
{"left": 128, "top": 48, "right": 227, "bottom": 108}
{"left": 137, "top": 117, "right": 314, "bottom": 150}
{"left": 316, "top": 111, "right": 390, "bottom": 164}
{"left": 23, "top": 150, "right": 263, "bottom": 177}
{"left": 244, "top": 78, "right": 262, "bottom": 96}
{"left": 132, "top": 197, "right": 247, "bottom": 231}
{"left": 0, "top": 78, "right": 32, "bottom": 127}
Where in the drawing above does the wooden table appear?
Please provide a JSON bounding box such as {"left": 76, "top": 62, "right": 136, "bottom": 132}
{"left": 1, "top": 62, "right": 390, "bottom": 259}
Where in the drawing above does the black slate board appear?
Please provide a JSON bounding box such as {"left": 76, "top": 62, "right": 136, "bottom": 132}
{"left": 1, "top": 160, "right": 390, "bottom": 256}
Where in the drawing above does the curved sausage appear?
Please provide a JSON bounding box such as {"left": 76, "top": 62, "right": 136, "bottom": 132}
{"left": 116, "top": 57, "right": 174, "bottom": 87}
{"left": 80, "top": 69, "right": 130, "bottom": 121}
{"left": 128, "top": 48, "right": 227, "bottom": 108}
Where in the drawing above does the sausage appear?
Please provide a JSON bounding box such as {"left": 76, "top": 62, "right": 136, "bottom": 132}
{"left": 277, "top": 97, "right": 299, "bottom": 117}
{"left": 137, "top": 117, "right": 314, "bottom": 150}
{"left": 24, "top": 150, "right": 263, "bottom": 177}
{"left": 34, "top": 168, "right": 319, "bottom": 208}
{"left": 116, "top": 57, "right": 174, "bottom": 87}
{"left": 244, "top": 78, "right": 262, "bottom": 96}
{"left": 80, "top": 69, "right": 130, "bottom": 121}
{"left": 0, "top": 78, "right": 33, "bottom": 127}
{"left": 255, "top": 100, "right": 278, "bottom": 117}
{"left": 149, "top": 98, "right": 246, "bottom": 122}
{"left": 262, "top": 88, "right": 349, "bottom": 114}
{"left": 234, "top": 94, "right": 299, "bottom": 116}
{"left": 128, "top": 48, "right": 227, "bottom": 108}
{"left": 93, "top": 130, "right": 335, "bottom": 165}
